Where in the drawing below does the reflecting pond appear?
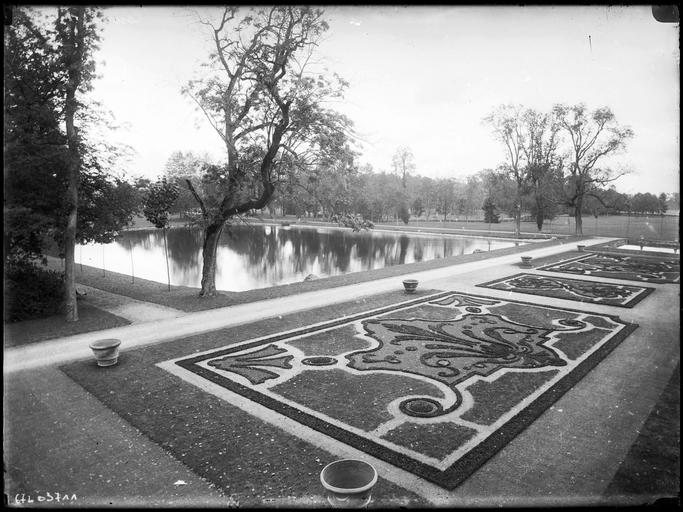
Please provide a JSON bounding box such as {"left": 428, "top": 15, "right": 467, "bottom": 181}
{"left": 76, "top": 224, "right": 522, "bottom": 292}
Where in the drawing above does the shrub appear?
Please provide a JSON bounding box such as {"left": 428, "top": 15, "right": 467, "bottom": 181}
{"left": 398, "top": 204, "right": 410, "bottom": 224}
{"left": 4, "top": 260, "right": 64, "bottom": 322}
{"left": 483, "top": 196, "right": 500, "bottom": 224}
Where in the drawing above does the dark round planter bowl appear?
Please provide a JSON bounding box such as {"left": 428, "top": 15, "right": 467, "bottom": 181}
{"left": 89, "top": 338, "right": 122, "bottom": 367}
{"left": 520, "top": 256, "right": 533, "bottom": 268}
{"left": 320, "top": 459, "right": 378, "bottom": 508}
{"left": 402, "top": 279, "right": 419, "bottom": 293}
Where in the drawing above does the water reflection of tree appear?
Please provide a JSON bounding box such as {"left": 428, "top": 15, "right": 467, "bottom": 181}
{"left": 413, "top": 241, "right": 424, "bottom": 262}
{"left": 123, "top": 229, "right": 158, "bottom": 251}
{"left": 397, "top": 235, "right": 410, "bottom": 263}
{"left": 118, "top": 225, "right": 512, "bottom": 289}
{"left": 326, "top": 230, "right": 354, "bottom": 272}
{"left": 166, "top": 227, "right": 203, "bottom": 267}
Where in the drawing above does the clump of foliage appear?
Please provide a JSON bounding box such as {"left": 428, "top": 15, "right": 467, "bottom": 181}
{"left": 332, "top": 213, "right": 374, "bottom": 232}
{"left": 5, "top": 260, "right": 65, "bottom": 322}
{"left": 483, "top": 196, "right": 500, "bottom": 223}
{"left": 398, "top": 203, "right": 410, "bottom": 224}
{"left": 142, "top": 178, "right": 179, "bottom": 229}
{"left": 142, "top": 177, "right": 180, "bottom": 291}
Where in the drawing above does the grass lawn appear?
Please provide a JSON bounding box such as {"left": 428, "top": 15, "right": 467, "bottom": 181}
{"left": 4, "top": 302, "right": 130, "bottom": 348}
{"left": 376, "top": 215, "right": 678, "bottom": 241}
{"left": 259, "top": 213, "right": 679, "bottom": 241}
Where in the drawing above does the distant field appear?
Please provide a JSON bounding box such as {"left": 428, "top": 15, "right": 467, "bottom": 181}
{"left": 127, "top": 213, "right": 679, "bottom": 242}
{"left": 387, "top": 214, "right": 679, "bottom": 241}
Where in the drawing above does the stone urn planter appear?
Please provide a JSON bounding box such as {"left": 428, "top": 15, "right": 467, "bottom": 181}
{"left": 520, "top": 256, "right": 533, "bottom": 268}
{"left": 89, "top": 338, "right": 121, "bottom": 367}
{"left": 577, "top": 244, "right": 585, "bottom": 252}
{"left": 320, "top": 459, "right": 378, "bottom": 508}
{"left": 402, "top": 279, "right": 419, "bottom": 293}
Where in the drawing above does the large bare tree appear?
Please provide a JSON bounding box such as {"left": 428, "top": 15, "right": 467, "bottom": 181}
{"left": 552, "top": 104, "right": 633, "bottom": 235}
{"left": 183, "top": 6, "right": 351, "bottom": 295}
{"left": 519, "top": 108, "right": 562, "bottom": 231}
{"left": 484, "top": 105, "right": 526, "bottom": 237}
{"left": 392, "top": 146, "right": 415, "bottom": 189}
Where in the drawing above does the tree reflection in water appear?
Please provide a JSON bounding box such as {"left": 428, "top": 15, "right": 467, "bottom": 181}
{"left": 77, "top": 224, "right": 519, "bottom": 291}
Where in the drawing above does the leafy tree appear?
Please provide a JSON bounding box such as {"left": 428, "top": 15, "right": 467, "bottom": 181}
{"left": 163, "top": 151, "right": 212, "bottom": 219}
{"left": 484, "top": 105, "right": 527, "bottom": 236}
{"left": 598, "top": 186, "right": 630, "bottom": 214}
{"left": 397, "top": 203, "right": 410, "bottom": 224}
{"left": 435, "top": 178, "right": 456, "bottom": 221}
{"left": 411, "top": 175, "right": 437, "bottom": 218}
{"left": 519, "top": 108, "right": 562, "bottom": 231}
{"left": 480, "top": 168, "right": 517, "bottom": 218}
{"left": 631, "top": 192, "right": 661, "bottom": 215}
{"left": 528, "top": 196, "right": 559, "bottom": 227}
{"left": 658, "top": 193, "right": 668, "bottom": 215}
{"left": 552, "top": 103, "right": 634, "bottom": 235}
{"left": 411, "top": 196, "right": 425, "bottom": 218}
{"left": 76, "top": 173, "right": 139, "bottom": 244}
{"left": 482, "top": 197, "right": 500, "bottom": 224}
{"left": 391, "top": 146, "right": 414, "bottom": 224}
{"left": 462, "top": 175, "right": 485, "bottom": 221}
{"left": 143, "top": 178, "right": 180, "bottom": 228}
{"left": 279, "top": 120, "right": 360, "bottom": 219}
{"left": 142, "top": 178, "right": 180, "bottom": 291}
{"left": 183, "top": 6, "right": 352, "bottom": 296}
{"left": 349, "top": 169, "right": 397, "bottom": 223}
{"left": 4, "top": 7, "right": 69, "bottom": 266}
{"left": 5, "top": 7, "right": 134, "bottom": 320}
{"left": 392, "top": 146, "right": 415, "bottom": 189}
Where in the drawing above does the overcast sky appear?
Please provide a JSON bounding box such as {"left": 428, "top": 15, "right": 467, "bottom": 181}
{"left": 90, "top": 5, "right": 679, "bottom": 195}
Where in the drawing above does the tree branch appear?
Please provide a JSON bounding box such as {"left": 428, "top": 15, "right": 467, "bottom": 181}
{"left": 185, "top": 178, "right": 209, "bottom": 220}
{"left": 184, "top": 88, "right": 226, "bottom": 143}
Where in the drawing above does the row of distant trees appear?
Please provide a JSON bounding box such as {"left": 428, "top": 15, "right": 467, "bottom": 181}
{"left": 157, "top": 149, "right": 677, "bottom": 227}
{"left": 154, "top": 100, "right": 655, "bottom": 237}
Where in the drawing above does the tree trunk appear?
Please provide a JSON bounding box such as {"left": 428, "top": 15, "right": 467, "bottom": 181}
{"left": 63, "top": 8, "right": 86, "bottom": 322}
{"left": 163, "top": 227, "right": 171, "bottom": 291}
{"left": 536, "top": 195, "right": 544, "bottom": 231}
{"left": 64, "top": 181, "right": 78, "bottom": 321}
{"left": 199, "top": 220, "right": 225, "bottom": 296}
{"left": 514, "top": 188, "right": 522, "bottom": 238}
{"left": 574, "top": 199, "right": 584, "bottom": 236}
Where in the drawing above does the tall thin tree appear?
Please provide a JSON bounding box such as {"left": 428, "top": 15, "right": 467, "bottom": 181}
{"left": 484, "top": 105, "right": 526, "bottom": 237}
{"left": 552, "top": 104, "right": 633, "bottom": 235}
{"left": 55, "top": 7, "right": 102, "bottom": 321}
{"left": 520, "top": 108, "right": 562, "bottom": 231}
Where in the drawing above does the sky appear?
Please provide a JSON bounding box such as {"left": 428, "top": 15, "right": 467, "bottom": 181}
{"left": 87, "top": 5, "right": 679, "bottom": 195}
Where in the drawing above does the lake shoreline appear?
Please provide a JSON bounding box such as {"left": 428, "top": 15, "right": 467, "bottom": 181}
{"left": 47, "top": 235, "right": 580, "bottom": 311}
